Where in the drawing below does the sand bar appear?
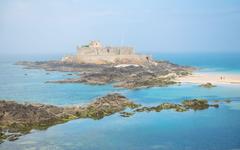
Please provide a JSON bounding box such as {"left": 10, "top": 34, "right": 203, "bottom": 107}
{"left": 176, "top": 72, "right": 240, "bottom": 85}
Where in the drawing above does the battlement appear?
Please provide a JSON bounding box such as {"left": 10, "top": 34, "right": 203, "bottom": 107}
{"left": 77, "top": 41, "right": 134, "bottom": 55}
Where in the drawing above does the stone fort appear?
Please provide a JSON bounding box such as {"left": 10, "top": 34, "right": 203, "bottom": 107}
{"left": 62, "top": 41, "right": 151, "bottom": 64}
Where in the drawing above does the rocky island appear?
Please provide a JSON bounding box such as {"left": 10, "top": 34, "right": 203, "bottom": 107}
{"left": 3, "top": 41, "right": 232, "bottom": 144}
{"left": 16, "top": 41, "right": 194, "bottom": 89}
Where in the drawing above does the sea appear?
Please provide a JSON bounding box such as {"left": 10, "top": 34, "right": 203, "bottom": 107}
{"left": 0, "top": 53, "right": 240, "bottom": 150}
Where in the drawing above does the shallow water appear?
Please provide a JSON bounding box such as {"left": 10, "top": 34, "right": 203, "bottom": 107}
{"left": 1, "top": 104, "right": 240, "bottom": 150}
{"left": 0, "top": 53, "right": 240, "bottom": 150}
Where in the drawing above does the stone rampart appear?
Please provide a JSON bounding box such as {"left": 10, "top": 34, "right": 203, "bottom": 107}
{"left": 62, "top": 41, "right": 151, "bottom": 64}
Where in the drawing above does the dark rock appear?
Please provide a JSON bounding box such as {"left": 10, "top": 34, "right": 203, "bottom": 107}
{"left": 0, "top": 93, "right": 140, "bottom": 143}
{"left": 182, "top": 99, "right": 209, "bottom": 110}
{"left": 7, "top": 134, "right": 22, "bottom": 141}
{"left": 119, "top": 112, "right": 134, "bottom": 117}
{"left": 16, "top": 60, "right": 194, "bottom": 89}
{"left": 199, "top": 82, "right": 216, "bottom": 88}
{"left": 175, "top": 106, "right": 188, "bottom": 112}
{"left": 210, "top": 104, "right": 219, "bottom": 108}
{"left": 213, "top": 99, "right": 232, "bottom": 103}
{"left": 115, "top": 77, "right": 177, "bottom": 89}
{"left": 74, "top": 93, "right": 138, "bottom": 120}
{"left": 135, "top": 107, "right": 153, "bottom": 112}
{"left": 224, "top": 100, "right": 232, "bottom": 103}
{"left": 0, "top": 94, "right": 226, "bottom": 143}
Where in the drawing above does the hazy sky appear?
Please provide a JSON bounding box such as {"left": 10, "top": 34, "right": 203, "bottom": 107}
{"left": 0, "top": 0, "right": 240, "bottom": 55}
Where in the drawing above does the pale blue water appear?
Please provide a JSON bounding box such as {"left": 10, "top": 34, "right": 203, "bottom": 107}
{"left": 153, "top": 53, "right": 240, "bottom": 73}
{"left": 0, "top": 53, "right": 240, "bottom": 150}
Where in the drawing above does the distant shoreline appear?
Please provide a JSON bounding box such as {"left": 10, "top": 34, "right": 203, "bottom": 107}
{"left": 176, "top": 72, "right": 240, "bottom": 85}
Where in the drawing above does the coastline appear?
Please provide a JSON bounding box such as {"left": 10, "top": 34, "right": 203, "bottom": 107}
{"left": 176, "top": 72, "right": 240, "bottom": 85}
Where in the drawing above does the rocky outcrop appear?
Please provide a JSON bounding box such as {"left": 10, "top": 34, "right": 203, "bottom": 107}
{"left": 17, "top": 60, "right": 194, "bottom": 89}
{"left": 64, "top": 93, "right": 141, "bottom": 120}
{"left": 0, "top": 101, "right": 69, "bottom": 142}
{"left": 16, "top": 61, "right": 109, "bottom": 73}
{"left": 115, "top": 77, "right": 177, "bottom": 89}
{"left": 199, "top": 82, "right": 216, "bottom": 88}
{"left": 0, "top": 94, "right": 140, "bottom": 142}
{"left": 182, "top": 99, "right": 219, "bottom": 110}
{"left": 0, "top": 94, "right": 226, "bottom": 143}
{"left": 133, "top": 99, "right": 219, "bottom": 113}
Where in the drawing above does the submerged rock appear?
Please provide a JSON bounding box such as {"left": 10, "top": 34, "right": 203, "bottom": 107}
{"left": 7, "top": 133, "right": 22, "bottom": 141}
{"left": 199, "top": 82, "right": 216, "bottom": 88}
{"left": 213, "top": 99, "right": 232, "bottom": 103}
{"left": 119, "top": 112, "right": 135, "bottom": 117}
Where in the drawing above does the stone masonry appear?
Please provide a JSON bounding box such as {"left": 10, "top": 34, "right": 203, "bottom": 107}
{"left": 62, "top": 41, "right": 151, "bottom": 64}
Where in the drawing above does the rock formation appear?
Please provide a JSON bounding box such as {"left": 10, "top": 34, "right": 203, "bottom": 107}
{"left": 17, "top": 60, "right": 194, "bottom": 89}
{"left": 0, "top": 94, "right": 139, "bottom": 142}
{"left": 199, "top": 82, "right": 216, "bottom": 88}
{"left": 0, "top": 93, "right": 228, "bottom": 143}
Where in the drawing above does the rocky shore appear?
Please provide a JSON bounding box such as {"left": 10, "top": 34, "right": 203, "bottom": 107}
{"left": 0, "top": 94, "right": 136, "bottom": 142}
{"left": 0, "top": 93, "right": 230, "bottom": 143}
{"left": 16, "top": 60, "right": 194, "bottom": 89}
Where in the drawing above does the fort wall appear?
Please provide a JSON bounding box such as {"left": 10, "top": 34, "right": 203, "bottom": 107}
{"left": 62, "top": 41, "right": 151, "bottom": 64}
{"left": 77, "top": 47, "right": 134, "bottom": 55}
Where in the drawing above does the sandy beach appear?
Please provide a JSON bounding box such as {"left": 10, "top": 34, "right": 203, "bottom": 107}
{"left": 176, "top": 72, "right": 240, "bottom": 85}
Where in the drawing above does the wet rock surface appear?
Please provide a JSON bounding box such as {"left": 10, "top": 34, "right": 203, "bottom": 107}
{"left": 0, "top": 93, "right": 229, "bottom": 143}
{"left": 133, "top": 99, "right": 219, "bottom": 113}
{"left": 213, "top": 99, "right": 232, "bottom": 103}
{"left": 199, "top": 82, "right": 216, "bottom": 88}
{"left": 0, "top": 100, "right": 67, "bottom": 142}
{"left": 16, "top": 60, "right": 194, "bottom": 89}
{"left": 0, "top": 94, "right": 139, "bottom": 142}
{"left": 119, "top": 112, "right": 135, "bottom": 117}
{"left": 68, "top": 93, "right": 141, "bottom": 120}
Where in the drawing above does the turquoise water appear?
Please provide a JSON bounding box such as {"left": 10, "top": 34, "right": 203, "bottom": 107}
{"left": 0, "top": 53, "right": 240, "bottom": 150}
{"left": 153, "top": 53, "right": 240, "bottom": 73}
{"left": 1, "top": 106, "right": 240, "bottom": 150}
